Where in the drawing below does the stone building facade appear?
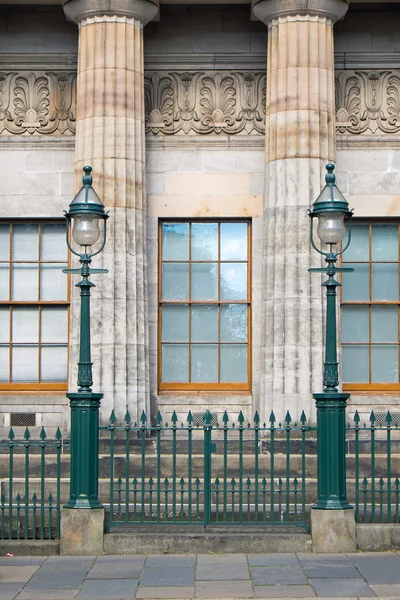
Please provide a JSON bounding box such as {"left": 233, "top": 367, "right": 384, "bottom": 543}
{"left": 0, "top": 0, "right": 400, "bottom": 434}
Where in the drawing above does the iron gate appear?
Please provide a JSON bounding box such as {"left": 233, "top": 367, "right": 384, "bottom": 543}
{"left": 100, "top": 410, "right": 315, "bottom": 531}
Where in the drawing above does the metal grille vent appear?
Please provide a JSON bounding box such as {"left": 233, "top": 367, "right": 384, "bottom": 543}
{"left": 191, "top": 412, "right": 218, "bottom": 427}
{"left": 374, "top": 413, "right": 400, "bottom": 427}
{"left": 10, "top": 413, "right": 36, "bottom": 427}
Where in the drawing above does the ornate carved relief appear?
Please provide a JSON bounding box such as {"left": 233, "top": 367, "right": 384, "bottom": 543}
{"left": 335, "top": 70, "right": 400, "bottom": 135}
{"left": 145, "top": 71, "right": 267, "bottom": 135}
{"left": 1, "top": 68, "right": 400, "bottom": 138}
{"left": 0, "top": 71, "right": 76, "bottom": 135}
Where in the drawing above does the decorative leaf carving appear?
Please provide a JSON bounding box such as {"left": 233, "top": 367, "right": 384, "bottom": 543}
{"left": 144, "top": 73, "right": 173, "bottom": 134}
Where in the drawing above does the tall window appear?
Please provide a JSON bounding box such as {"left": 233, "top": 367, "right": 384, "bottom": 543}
{"left": 159, "top": 220, "right": 251, "bottom": 392}
{"left": 341, "top": 222, "right": 400, "bottom": 391}
{"left": 0, "top": 222, "right": 69, "bottom": 390}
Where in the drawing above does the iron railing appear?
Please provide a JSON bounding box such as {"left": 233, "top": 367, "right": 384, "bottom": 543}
{"left": 347, "top": 410, "right": 400, "bottom": 524}
{"left": 0, "top": 427, "right": 62, "bottom": 540}
{"left": 100, "top": 409, "right": 316, "bottom": 531}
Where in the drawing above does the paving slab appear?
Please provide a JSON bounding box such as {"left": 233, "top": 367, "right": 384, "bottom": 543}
{"left": 195, "top": 579, "right": 254, "bottom": 598}
{"left": 0, "top": 582, "right": 24, "bottom": 600}
{"left": 253, "top": 585, "right": 315, "bottom": 598}
{"left": 346, "top": 554, "right": 400, "bottom": 585}
{"left": 197, "top": 554, "right": 248, "bottom": 564}
{"left": 0, "top": 558, "right": 47, "bottom": 567}
{"left": 309, "top": 578, "right": 376, "bottom": 597}
{"left": 250, "top": 566, "right": 308, "bottom": 586}
{"left": 302, "top": 565, "right": 362, "bottom": 579}
{"left": 24, "top": 557, "right": 95, "bottom": 590}
{"left": 297, "top": 554, "right": 348, "bottom": 562}
{"left": 196, "top": 563, "right": 250, "bottom": 581}
{"left": 248, "top": 554, "right": 299, "bottom": 567}
{"left": 87, "top": 556, "right": 145, "bottom": 579}
{"left": 135, "top": 586, "right": 195, "bottom": 598}
{"left": 0, "top": 566, "right": 40, "bottom": 583}
{"left": 15, "top": 591, "right": 78, "bottom": 600}
{"left": 145, "top": 556, "right": 196, "bottom": 568}
{"left": 370, "top": 584, "right": 400, "bottom": 597}
{"left": 140, "top": 567, "right": 195, "bottom": 587}
{"left": 76, "top": 579, "right": 138, "bottom": 600}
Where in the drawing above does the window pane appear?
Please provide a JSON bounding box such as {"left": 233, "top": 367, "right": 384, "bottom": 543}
{"left": 372, "top": 224, "right": 398, "bottom": 261}
{"left": 191, "top": 344, "right": 218, "bottom": 382}
{"left": 12, "top": 346, "right": 38, "bottom": 382}
{"left": 162, "top": 263, "right": 189, "bottom": 300}
{"left": 342, "top": 264, "right": 369, "bottom": 301}
{"left": 220, "top": 264, "right": 247, "bottom": 300}
{"left": 342, "top": 306, "right": 368, "bottom": 343}
{"left": 41, "top": 307, "right": 68, "bottom": 343}
{"left": 162, "top": 223, "right": 189, "bottom": 261}
{"left": 12, "top": 224, "right": 39, "bottom": 261}
{"left": 372, "top": 345, "right": 398, "bottom": 383}
{"left": 220, "top": 345, "right": 248, "bottom": 382}
{"left": 12, "top": 308, "right": 38, "bottom": 343}
{"left": 0, "top": 308, "right": 10, "bottom": 343}
{"left": 372, "top": 264, "right": 398, "bottom": 301}
{"left": 162, "top": 344, "right": 189, "bottom": 382}
{"left": 342, "top": 224, "right": 369, "bottom": 262}
{"left": 0, "top": 265, "right": 9, "bottom": 300}
{"left": 221, "top": 305, "right": 248, "bottom": 342}
{"left": 220, "top": 223, "right": 247, "bottom": 261}
{"left": 40, "top": 264, "right": 68, "bottom": 300}
{"left": 162, "top": 305, "right": 189, "bottom": 342}
{"left": 12, "top": 264, "right": 38, "bottom": 300}
{"left": 0, "top": 224, "right": 10, "bottom": 260}
{"left": 41, "top": 224, "right": 67, "bottom": 261}
{"left": 342, "top": 345, "right": 369, "bottom": 382}
{"left": 192, "top": 223, "right": 218, "bottom": 261}
{"left": 191, "top": 306, "right": 218, "bottom": 342}
{"left": 191, "top": 263, "right": 218, "bottom": 301}
{"left": 0, "top": 347, "right": 9, "bottom": 381}
{"left": 372, "top": 306, "right": 398, "bottom": 343}
{"left": 41, "top": 346, "right": 67, "bottom": 381}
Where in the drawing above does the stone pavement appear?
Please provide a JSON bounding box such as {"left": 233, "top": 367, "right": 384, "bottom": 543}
{"left": 2, "top": 552, "right": 400, "bottom": 600}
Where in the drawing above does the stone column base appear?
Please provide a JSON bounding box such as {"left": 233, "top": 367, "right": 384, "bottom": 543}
{"left": 311, "top": 508, "right": 356, "bottom": 553}
{"left": 60, "top": 508, "right": 105, "bottom": 556}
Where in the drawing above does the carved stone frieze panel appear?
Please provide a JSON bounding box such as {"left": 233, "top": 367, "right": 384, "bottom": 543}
{"left": 335, "top": 70, "right": 400, "bottom": 135}
{"left": 144, "top": 70, "right": 266, "bottom": 136}
{"left": 0, "top": 71, "right": 76, "bottom": 136}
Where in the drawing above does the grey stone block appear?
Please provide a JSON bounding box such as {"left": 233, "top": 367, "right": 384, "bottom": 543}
{"left": 197, "top": 554, "right": 247, "bottom": 564}
{"left": 193, "top": 32, "right": 250, "bottom": 53}
{"left": 136, "top": 586, "right": 195, "bottom": 598}
{"left": 309, "top": 578, "right": 375, "bottom": 597}
{"left": 25, "top": 557, "right": 95, "bottom": 590}
{"left": 196, "top": 563, "right": 250, "bottom": 580}
{"left": 87, "top": 556, "right": 145, "bottom": 580}
{"left": 347, "top": 554, "right": 400, "bottom": 585}
{"left": 248, "top": 554, "right": 299, "bottom": 567}
{"left": 311, "top": 508, "right": 356, "bottom": 553}
{"left": 60, "top": 508, "right": 105, "bottom": 556}
{"left": 76, "top": 579, "right": 138, "bottom": 600}
{"left": 0, "top": 583, "right": 23, "bottom": 600}
{"left": 15, "top": 592, "right": 79, "bottom": 600}
{"left": 335, "top": 31, "right": 372, "bottom": 52}
{"left": 303, "top": 564, "right": 362, "bottom": 578}
{"left": 140, "top": 567, "right": 195, "bottom": 587}
{"left": 253, "top": 585, "right": 315, "bottom": 598}
{"left": 144, "top": 555, "right": 196, "bottom": 568}
{"left": 195, "top": 579, "right": 254, "bottom": 598}
{"left": 250, "top": 566, "right": 308, "bottom": 586}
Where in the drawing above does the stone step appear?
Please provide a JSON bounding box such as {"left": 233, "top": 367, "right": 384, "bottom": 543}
{"left": 0, "top": 453, "right": 399, "bottom": 479}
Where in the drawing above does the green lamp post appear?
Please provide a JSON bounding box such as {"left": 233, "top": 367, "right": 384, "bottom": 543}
{"left": 309, "top": 163, "right": 354, "bottom": 510}
{"left": 63, "top": 166, "right": 109, "bottom": 509}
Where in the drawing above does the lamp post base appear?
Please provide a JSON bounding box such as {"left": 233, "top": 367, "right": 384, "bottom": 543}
{"left": 311, "top": 506, "right": 356, "bottom": 553}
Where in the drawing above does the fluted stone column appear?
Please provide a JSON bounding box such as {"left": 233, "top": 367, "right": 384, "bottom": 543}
{"left": 253, "top": 0, "right": 350, "bottom": 422}
{"left": 62, "top": 0, "right": 158, "bottom": 423}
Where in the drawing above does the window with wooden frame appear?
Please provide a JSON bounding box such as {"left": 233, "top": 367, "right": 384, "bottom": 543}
{"left": 0, "top": 221, "right": 69, "bottom": 391}
{"left": 158, "top": 220, "right": 251, "bottom": 392}
{"left": 341, "top": 221, "right": 400, "bottom": 392}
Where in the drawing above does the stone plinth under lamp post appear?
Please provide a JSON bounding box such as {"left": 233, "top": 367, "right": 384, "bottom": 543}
{"left": 60, "top": 166, "right": 109, "bottom": 556}
{"left": 309, "top": 163, "right": 357, "bottom": 553}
